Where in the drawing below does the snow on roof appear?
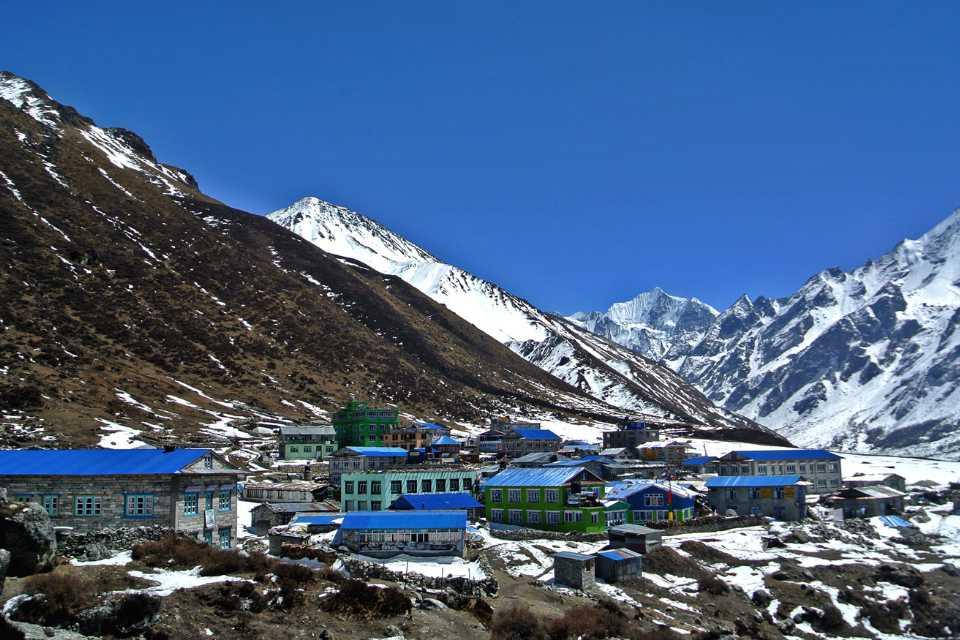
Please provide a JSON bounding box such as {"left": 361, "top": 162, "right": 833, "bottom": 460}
{"left": 706, "top": 475, "right": 803, "bottom": 488}
{"left": 722, "top": 449, "right": 841, "bottom": 461}
{"left": 256, "top": 502, "right": 334, "bottom": 513}
{"left": 340, "top": 511, "right": 466, "bottom": 530}
{"left": 605, "top": 481, "right": 696, "bottom": 500}
{"left": 0, "top": 448, "right": 214, "bottom": 476}
{"left": 485, "top": 466, "right": 599, "bottom": 487}
{"left": 290, "top": 513, "right": 345, "bottom": 526}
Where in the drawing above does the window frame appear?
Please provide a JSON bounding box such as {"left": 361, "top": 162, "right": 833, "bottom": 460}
{"left": 124, "top": 493, "right": 155, "bottom": 518}
{"left": 218, "top": 490, "right": 231, "bottom": 512}
{"left": 75, "top": 495, "right": 102, "bottom": 517}
{"left": 183, "top": 492, "right": 199, "bottom": 516}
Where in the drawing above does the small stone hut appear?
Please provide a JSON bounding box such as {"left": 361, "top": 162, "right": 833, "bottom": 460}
{"left": 553, "top": 551, "right": 595, "bottom": 589}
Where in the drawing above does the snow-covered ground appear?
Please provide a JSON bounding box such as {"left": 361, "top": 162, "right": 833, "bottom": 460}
{"left": 352, "top": 554, "right": 486, "bottom": 579}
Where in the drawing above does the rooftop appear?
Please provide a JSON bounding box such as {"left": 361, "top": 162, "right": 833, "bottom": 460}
{"left": 509, "top": 428, "right": 560, "bottom": 441}
{"left": 597, "top": 548, "right": 642, "bottom": 561}
{"left": 279, "top": 424, "right": 336, "bottom": 436}
{"left": 431, "top": 435, "right": 463, "bottom": 446}
{"left": 605, "top": 481, "right": 696, "bottom": 500}
{"left": 553, "top": 551, "right": 594, "bottom": 561}
{"left": 683, "top": 455, "right": 717, "bottom": 466}
{"left": 608, "top": 524, "right": 663, "bottom": 536}
{"left": 0, "top": 448, "right": 219, "bottom": 476}
{"left": 484, "top": 466, "right": 600, "bottom": 487}
{"left": 339, "top": 511, "right": 466, "bottom": 530}
{"left": 721, "top": 449, "right": 841, "bottom": 462}
{"left": 706, "top": 475, "right": 803, "bottom": 488}
{"left": 289, "top": 513, "right": 346, "bottom": 527}
{"left": 339, "top": 446, "right": 409, "bottom": 457}
{"left": 256, "top": 501, "right": 336, "bottom": 513}
{"left": 391, "top": 493, "right": 483, "bottom": 510}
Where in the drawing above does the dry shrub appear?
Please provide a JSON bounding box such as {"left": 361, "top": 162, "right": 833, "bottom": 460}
{"left": 547, "top": 605, "right": 625, "bottom": 640}
{"left": 320, "top": 579, "right": 411, "bottom": 619}
{"left": 678, "top": 540, "right": 761, "bottom": 566}
{"left": 643, "top": 546, "right": 709, "bottom": 580}
{"left": 15, "top": 568, "right": 94, "bottom": 625}
{"left": 272, "top": 562, "right": 315, "bottom": 587}
{"left": 697, "top": 574, "right": 730, "bottom": 595}
{"left": 861, "top": 599, "right": 909, "bottom": 634}
{"left": 132, "top": 535, "right": 274, "bottom": 577}
{"left": 490, "top": 604, "right": 548, "bottom": 640}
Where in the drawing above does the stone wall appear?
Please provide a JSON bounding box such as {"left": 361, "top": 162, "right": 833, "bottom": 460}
{"left": 342, "top": 557, "right": 498, "bottom": 597}
{"left": 57, "top": 525, "right": 171, "bottom": 559}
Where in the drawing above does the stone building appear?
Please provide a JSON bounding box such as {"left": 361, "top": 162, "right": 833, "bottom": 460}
{"left": 595, "top": 548, "right": 643, "bottom": 583}
{"left": 843, "top": 473, "right": 907, "bottom": 493}
{"left": 384, "top": 422, "right": 449, "bottom": 452}
{"left": 828, "top": 485, "right": 907, "bottom": 518}
{"left": 249, "top": 501, "right": 338, "bottom": 535}
{"left": 0, "top": 448, "right": 243, "bottom": 547}
{"left": 498, "top": 428, "right": 561, "bottom": 459}
{"left": 702, "top": 449, "right": 843, "bottom": 494}
{"left": 278, "top": 425, "right": 337, "bottom": 460}
{"left": 553, "top": 551, "right": 595, "bottom": 589}
{"left": 706, "top": 475, "right": 808, "bottom": 521}
{"left": 241, "top": 481, "right": 324, "bottom": 503}
{"left": 602, "top": 422, "right": 658, "bottom": 450}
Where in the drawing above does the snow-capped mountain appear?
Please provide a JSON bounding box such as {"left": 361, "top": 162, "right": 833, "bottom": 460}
{"left": 268, "top": 198, "right": 782, "bottom": 440}
{"left": 572, "top": 213, "right": 960, "bottom": 459}
{"left": 568, "top": 288, "right": 718, "bottom": 361}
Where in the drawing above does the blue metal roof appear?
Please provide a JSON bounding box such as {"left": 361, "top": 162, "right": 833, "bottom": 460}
{"left": 597, "top": 548, "right": 642, "bottom": 561}
{"left": 879, "top": 515, "right": 914, "bottom": 529}
{"left": 431, "top": 435, "right": 462, "bottom": 446}
{"left": 725, "top": 449, "right": 841, "bottom": 461}
{"left": 485, "top": 466, "right": 597, "bottom": 487}
{"left": 0, "top": 448, "right": 211, "bottom": 476}
{"left": 344, "top": 446, "right": 409, "bottom": 457}
{"left": 511, "top": 428, "right": 560, "bottom": 441}
{"left": 390, "top": 493, "right": 483, "bottom": 510}
{"left": 706, "top": 475, "right": 803, "bottom": 488}
{"left": 290, "top": 513, "right": 345, "bottom": 526}
{"left": 683, "top": 455, "right": 717, "bottom": 466}
{"left": 418, "top": 422, "right": 447, "bottom": 431}
{"left": 579, "top": 455, "right": 613, "bottom": 463}
{"left": 340, "top": 511, "right": 466, "bottom": 530}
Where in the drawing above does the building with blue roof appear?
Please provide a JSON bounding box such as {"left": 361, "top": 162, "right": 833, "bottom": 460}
{"left": 483, "top": 466, "right": 607, "bottom": 533}
{"left": 331, "top": 510, "right": 467, "bottom": 557}
{"left": 705, "top": 475, "right": 807, "bottom": 521}
{"left": 499, "top": 427, "right": 562, "bottom": 459}
{"left": 0, "top": 448, "right": 243, "bottom": 547}
{"left": 604, "top": 480, "right": 697, "bottom": 525}
{"left": 712, "top": 449, "right": 843, "bottom": 494}
{"left": 340, "top": 468, "right": 478, "bottom": 513}
{"left": 595, "top": 547, "right": 643, "bottom": 583}
{"left": 390, "top": 492, "right": 483, "bottom": 513}
{"left": 328, "top": 446, "right": 409, "bottom": 484}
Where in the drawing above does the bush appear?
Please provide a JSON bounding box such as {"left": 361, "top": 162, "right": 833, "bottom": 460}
{"left": 817, "top": 605, "right": 847, "bottom": 632}
{"left": 319, "top": 579, "right": 411, "bottom": 619}
{"left": 273, "top": 562, "right": 315, "bottom": 587}
{"left": 133, "top": 535, "right": 274, "bottom": 577}
{"left": 14, "top": 569, "right": 94, "bottom": 625}
{"left": 547, "top": 605, "right": 625, "bottom": 640}
{"left": 697, "top": 574, "right": 730, "bottom": 595}
{"left": 490, "top": 604, "right": 548, "bottom": 640}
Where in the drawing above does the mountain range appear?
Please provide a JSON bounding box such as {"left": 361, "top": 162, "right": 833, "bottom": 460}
{"left": 570, "top": 216, "right": 960, "bottom": 459}
{"left": 0, "top": 71, "right": 781, "bottom": 449}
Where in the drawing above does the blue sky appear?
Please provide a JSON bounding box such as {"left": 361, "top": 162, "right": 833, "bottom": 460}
{"left": 4, "top": 2, "right": 959, "bottom": 313}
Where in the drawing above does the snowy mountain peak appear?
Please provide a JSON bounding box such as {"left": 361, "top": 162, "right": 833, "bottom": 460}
{"left": 267, "top": 196, "right": 437, "bottom": 273}
{"left": 0, "top": 71, "right": 63, "bottom": 130}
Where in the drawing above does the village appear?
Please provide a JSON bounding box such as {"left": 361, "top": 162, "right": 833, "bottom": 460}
{"left": 2, "top": 400, "right": 960, "bottom": 639}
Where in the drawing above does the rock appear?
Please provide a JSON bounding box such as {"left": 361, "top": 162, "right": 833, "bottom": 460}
{"left": 783, "top": 530, "right": 811, "bottom": 544}
{"left": 0, "top": 502, "right": 57, "bottom": 576}
{"left": 76, "top": 593, "right": 161, "bottom": 637}
{"left": 940, "top": 564, "right": 960, "bottom": 578}
{"left": 383, "top": 624, "right": 404, "bottom": 637}
{"left": 0, "top": 547, "right": 10, "bottom": 590}
{"left": 7, "top": 620, "right": 96, "bottom": 639}
{"left": 762, "top": 536, "right": 786, "bottom": 549}
{"left": 81, "top": 543, "right": 110, "bottom": 562}
{"left": 419, "top": 598, "right": 447, "bottom": 610}
{"left": 877, "top": 564, "right": 923, "bottom": 588}
{"left": 752, "top": 589, "right": 773, "bottom": 607}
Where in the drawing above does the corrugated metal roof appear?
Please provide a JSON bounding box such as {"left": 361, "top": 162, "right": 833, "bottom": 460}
{"left": 723, "top": 449, "right": 841, "bottom": 461}
{"left": 431, "top": 435, "right": 462, "bottom": 446}
{"left": 553, "top": 551, "right": 594, "bottom": 561}
{"left": 683, "top": 455, "right": 717, "bottom": 466}
{"left": 340, "top": 511, "right": 466, "bottom": 530}
{"left": 290, "top": 513, "right": 346, "bottom": 526}
{"left": 879, "top": 515, "right": 913, "bottom": 528}
{"left": 597, "top": 548, "right": 642, "bottom": 561}
{"left": 849, "top": 485, "right": 906, "bottom": 498}
{"left": 608, "top": 524, "right": 662, "bottom": 536}
{"left": 706, "top": 475, "right": 802, "bottom": 488}
{"left": 605, "top": 481, "right": 695, "bottom": 500}
{"left": 511, "top": 428, "right": 560, "bottom": 441}
{"left": 344, "top": 447, "right": 409, "bottom": 457}
{"left": 279, "top": 425, "right": 335, "bottom": 436}
{"left": 484, "top": 466, "right": 595, "bottom": 487}
{"left": 0, "top": 448, "right": 212, "bottom": 476}
{"left": 256, "top": 502, "right": 335, "bottom": 513}
{"left": 510, "top": 452, "right": 561, "bottom": 464}
{"left": 391, "top": 493, "right": 483, "bottom": 510}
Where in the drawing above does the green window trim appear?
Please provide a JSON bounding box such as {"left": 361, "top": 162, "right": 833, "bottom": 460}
{"left": 75, "top": 496, "right": 102, "bottom": 516}
{"left": 42, "top": 494, "right": 60, "bottom": 516}
{"left": 124, "top": 493, "right": 156, "bottom": 518}
{"left": 183, "top": 492, "right": 199, "bottom": 515}
{"left": 218, "top": 490, "right": 231, "bottom": 512}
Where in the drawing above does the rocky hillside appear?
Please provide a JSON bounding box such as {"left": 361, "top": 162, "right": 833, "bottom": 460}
{"left": 269, "top": 198, "right": 784, "bottom": 442}
{"left": 571, "top": 214, "right": 960, "bottom": 459}
{"left": 0, "top": 71, "right": 668, "bottom": 448}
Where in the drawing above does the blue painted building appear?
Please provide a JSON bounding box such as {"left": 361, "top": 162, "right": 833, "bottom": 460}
{"left": 604, "top": 481, "right": 697, "bottom": 524}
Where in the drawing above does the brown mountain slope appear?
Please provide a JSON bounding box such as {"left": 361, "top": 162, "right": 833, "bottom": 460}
{"left": 0, "top": 72, "right": 787, "bottom": 448}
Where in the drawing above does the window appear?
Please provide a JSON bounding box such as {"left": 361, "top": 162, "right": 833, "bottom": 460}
{"left": 527, "top": 511, "right": 541, "bottom": 524}
{"left": 205, "top": 492, "right": 214, "bottom": 510}
{"left": 303, "top": 445, "right": 312, "bottom": 452}
{"left": 289, "top": 446, "right": 299, "bottom": 453}
{"left": 491, "top": 489, "right": 503, "bottom": 503}
{"left": 390, "top": 480, "right": 402, "bottom": 494}
{"left": 371, "top": 501, "right": 382, "bottom": 511}
{"left": 786, "top": 464, "right": 796, "bottom": 473}
{"left": 799, "top": 464, "right": 806, "bottom": 472}
{"left": 421, "top": 479, "right": 433, "bottom": 493}
{"left": 590, "top": 512, "right": 600, "bottom": 524}
{"left": 463, "top": 478, "right": 473, "bottom": 491}
{"left": 545, "top": 489, "right": 559, "bottom": 503}
{"left": 509, "top": 510, "right": 522, "bottom": 524}
{"left": 449, "top": 479, "right": 460, "bottom": 492}
{"left": 125, "top": 494, "right": 154, "bottom": 517}
{"left": 75, "top": 496, "right": 102, "bottom": 516}
{"left": 357, "top": 481, "right": 367, "bottom": 495}
{"left": 219, "top": 527, "right": 231, "bottom": 549}
{"left": 729, "top": 489, "right": 737, "bottom": 500}
{"left": 817, "top": 464, "right": 827, "bottom": 472}
{"left": 546, "top": 511, "right": 561, "bottom": 525}
{"left": 527, "top": 489, "right": 539, "bottom": 503}
{"left": 644, "top": 493, "right": 665, "bottom": 507}
{"left": 774, "top": 488, "right": 785, "bottom": 499}
{"left": 740, "top": 466, "right": 750, "bottom": 474}
{"left": 358, "top": 501, "right": 368, "bottom": 511}
{"left": 563, "top": 511, "right": 582, "bottom": 523}
{"left": 491, "top": 509, "right": 504, "bottom": 522}
{"left": 219, "top": 490, "right": 231, "bottom": 511}
{"left": 508, "top": 489, "right": 521, "bottom": 503}
{"left": 435, "top": 479, "right": 446, "bottom": 492}
{"left": 830, "top": 479, "right": 839, "bottom": 486}
{"left": 42, "top": 495, "right": 59, "bottom": 516}
{"left": 817, "top": 479, "right": 827, "bottom": 487}
{"left": 344, "top": 500, "right": 354, "bottom": 511}
{"left": 204, "top": 530, "right": 213, "bottom": 545}
{"left": 183, "top": 493, "right": 199, "bottom": 515}
{"left": 344, "top": 481, "right": 355, "bottom": 494}
{"left": 831, "top": 463, "right": 839, "bottom": 472}
{"left": 407, "top": 480, "right": 417, "bottom": 493}
{"left": 14, "top": 495, "right": 31, "bottom": 503}
{"left": 204, "top": 454, "right": 214, "bottom": 469}
{"left": 758, "top": 465, "right": 768, "bottom": 474}
{"left": 750, "top": 488, "right": 761, "bottom": 499}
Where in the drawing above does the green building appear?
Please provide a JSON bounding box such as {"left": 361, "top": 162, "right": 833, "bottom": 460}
{"left": 340, "top": 468, "right": 479, "bottom": 512}
{"left": 278, "top": 425, "right": 338, "bottom": 460}
{"left": 483, "top": 466, "right": 608, "bottom": 533}
{"left": 333, "top": 400, "right": 400, "bottom": 447}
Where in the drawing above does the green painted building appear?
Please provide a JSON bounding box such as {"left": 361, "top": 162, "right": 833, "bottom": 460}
{"left": 340, "top": 468, "right": 479, "bottom": 512}
{"left": 483, "top": 466, "right": 608, "bottom": 533}
{"left": 278, "top": 425, "right": 338, "bottom": 460}
{"left": 333, "top": 401, "right": 400, "bottom": 448}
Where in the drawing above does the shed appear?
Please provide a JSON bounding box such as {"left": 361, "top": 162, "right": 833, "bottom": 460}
{"left": 607, "top": 524, "right": 664, "bottom": 554}
{"left": 553, "top": 551, "right": 595, "bottom": 589}
{"left": 595, "top": 548, "right": 643, "bottom": 583}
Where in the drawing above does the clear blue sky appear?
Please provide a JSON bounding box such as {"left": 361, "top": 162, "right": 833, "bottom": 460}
{"left": 4, "top": 2, "right": 959, "bottom": 313}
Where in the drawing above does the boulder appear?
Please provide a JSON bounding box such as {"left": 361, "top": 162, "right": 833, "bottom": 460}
{"left": 876, "top": 564, "right": 923, "bottom": 588}
{"left": 76, "top": 593, "right": 161, "bottom": 637}
{"left": 0, "top": 548, "right": 11, "bottom": 591}
{"left": 0, "top": 501, "right": 57, "bottom": 576}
